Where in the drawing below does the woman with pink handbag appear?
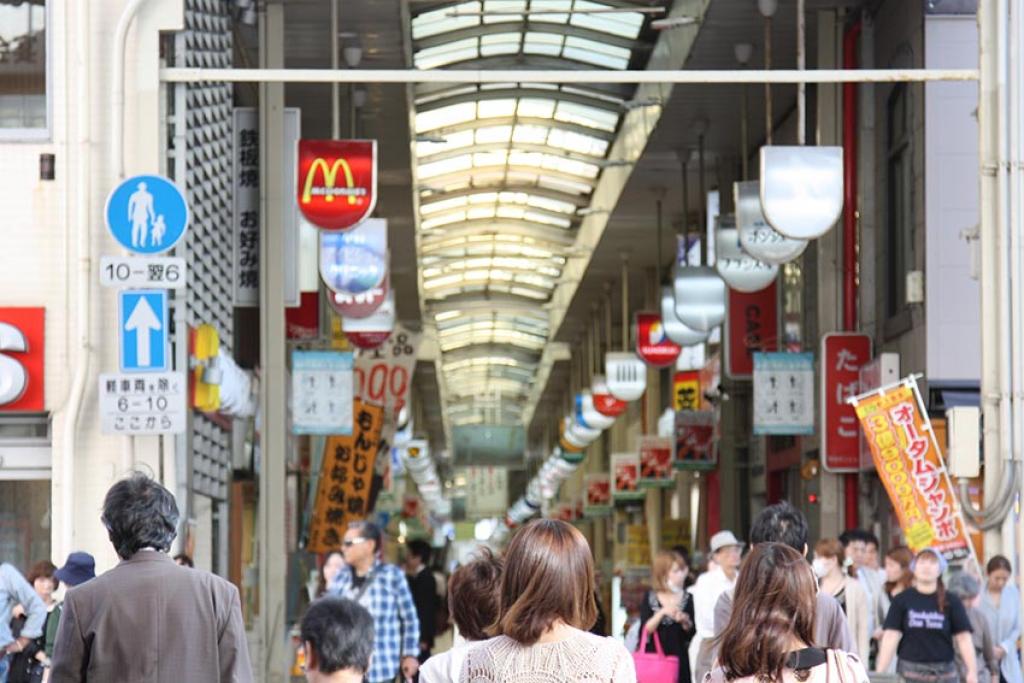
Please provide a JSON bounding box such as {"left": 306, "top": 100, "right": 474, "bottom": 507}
{"left": 705, "top": 543, "right": 870, "bottom": 683}
{"left": 634, "top": 551, "right": 694, "bottom": 683}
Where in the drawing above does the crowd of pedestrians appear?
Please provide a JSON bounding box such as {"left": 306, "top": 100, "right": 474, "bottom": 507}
{"left": 2, "top": 475, "right": 1022, "bottom": 683}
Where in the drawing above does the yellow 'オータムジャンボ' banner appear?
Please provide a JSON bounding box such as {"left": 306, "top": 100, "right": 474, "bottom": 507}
{"left": 850, "top": 378, "right": 973, "bottom": 563}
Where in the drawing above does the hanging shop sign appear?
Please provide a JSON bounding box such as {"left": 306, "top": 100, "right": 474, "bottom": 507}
{"left": 354, "top": 325, "right": 420, "bottom": 421}
{"left": 858, "top": 352, "right": 901, "bottom": 471}
{"left": 672, "top": 263, "right": 727, "bottom": 333}
{"left": 591, "top": 375, "right": 628, "bottom": 416}
{"left": 605, "top": 352, "right": 647, "bottom": 402}
{"left": 752, "top": 352, "right": 815, "bottom": 435}
{"left": 577, "top": 391, "right": 616, "bottom": 430}
{"left": 822, "top": 333, "right": 872, "bottom": 472}
{"left": 674, "top": 410, "right": 717, "bottom": 470}
{"left": 635, "top": 312, "right": 681, "bottom": 367}
{"left": 639, "top": 435, "right": 675, "bottom": 488}
{"left": 850, "top": 377, "right": 973, "bottom": 563}
{"left": 673, "top": 371, "right": 701, "bottom": 412}
{"left": 232, "top": 108, "right": 302, "bottom": 307}
{"left": 725, "top": 281, "right": 779, "bottom": 379}
{"left": 343, "top": 289, "right": 395, "bottom": 350}
{"left": 297, "top": 139, "right": 378, "bottom": 231}
{"left": 734, "top": 180, "right": 808, "bottom": 265}
{"left": 287, "top": 291, "right": 321, "bottom": 340}
{"left": 760, "top": 146, "right": 844, "bottom": 240}
{"left": 0, "top": 308, "right": 44, "bottom": 411}
{"left": 611, "top": 452, "right": 644, "bottom": 500}
{"left": 660, "top": 286, "right": 708, "bottom": 346}
{"left": 319, "top": 218, "right": 388, "bottom": 295}
{"left": 306, "top": 401, "right": 384, "bottom": 553}
{"left": 329, "top": 276, "right": 390, "bottom": 319}
{"left": 291, "top": 350, "right": 354, "bottom": 435}
{"left": 463, "top": 466, "right": 508, "bottom": 518}
{"left": 715, "top": 215, "right": 779, "bottom": 293}
{"left": 698, "top": 352, "right": 721, "bottom": 410}
{"left": 583, "top": 473, "right": 612, "bottom": 517}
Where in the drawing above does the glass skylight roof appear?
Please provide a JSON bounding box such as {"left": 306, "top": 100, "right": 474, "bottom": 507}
{"left": 409, "top": 0, "right": 650, "bottom": 425}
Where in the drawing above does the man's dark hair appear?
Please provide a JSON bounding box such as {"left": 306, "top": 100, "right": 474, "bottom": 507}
{"left": 862, "top": 531, "right": 880, "bottom": 550}
{"left": 749, "top": 501, "right": 808, "bottom": 552}
{"left": 301, "top": 597, "right": 374, "bottom": 675}
{"left": 838, "top": 529, "right": 862, "bottom": 547}
{"left": 174, "top": 553, "right": 194, "bottom": 567}
{"left": 407, "top": 539, "right": 432, "bottom": 566}
{"left": 347, "top": 520, "right": 383, "bottom": 553}
{"left": 102, "top": 472, "right": 179, "bottom": 560}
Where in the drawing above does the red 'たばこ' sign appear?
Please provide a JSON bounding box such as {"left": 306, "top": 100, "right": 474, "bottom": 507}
{"left": 821, "top": 332, "right": 872, "bottom": 472}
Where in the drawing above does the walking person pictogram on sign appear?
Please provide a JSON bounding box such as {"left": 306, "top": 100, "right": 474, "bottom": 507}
{"left": 106, "top": 174, "right": 189, "bottom": 255}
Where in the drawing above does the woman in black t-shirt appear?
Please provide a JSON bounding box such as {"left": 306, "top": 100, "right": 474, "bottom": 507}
{"left": 640, "top": 549, "right": 695, "bottom": 683}
{"left": 875, "top": 548, "right": 977, "bottom": 683}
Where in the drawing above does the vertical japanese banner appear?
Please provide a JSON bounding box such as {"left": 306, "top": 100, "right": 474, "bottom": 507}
{"left": 674, "top": 410, "right": 717, "bottom": 470}
{"left": 306, "top": 401, "right": 385, "bottom": 553}
{"left": 725, "top": 281, "right": 778, "bottom": 379}
{"left": 611, "top": 453, "right": 645, "bottom": 501}
{"left": 583, "top": 473, "right": 612, "bottom": 517}
{"left": 639, "top": 436, "right": 675, "bottom": 488}
{"left": 821, "top": 333, "right": 872, "bottom": 472}
{"left": 850, "top": 378, "right": 973, "bottom": 564}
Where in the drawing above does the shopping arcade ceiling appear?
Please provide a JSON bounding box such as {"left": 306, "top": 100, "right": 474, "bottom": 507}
{"left": 409, "top": 0, "right": 665, "bottom": 428}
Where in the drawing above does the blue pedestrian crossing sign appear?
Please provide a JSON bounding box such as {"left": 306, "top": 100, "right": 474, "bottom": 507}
{"left": 105, "top": 174, "right": 189, "bottom": 254}
{"left": 119, "top": 290, "right": 169, "bottom": 373}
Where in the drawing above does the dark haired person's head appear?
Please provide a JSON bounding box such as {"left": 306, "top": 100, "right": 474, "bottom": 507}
{"left": 342, "top": 521, "right": 382, "bottom": 572}
{"left": 884, "top": 546, "right": 914, "bottom": 594}
{"left": 986, "top": 554, "right": 1013, "bottom": 592}
{"left": 862, "top": 531, "right": 881, "bottom": 569}
{"left": 495, "top": 519, "right": 597, "bottom": 645}
{"left": 300, "top": 597, "right": 374, "bottom": 681}
{"left": 839, "top": 529, "right": 867, "bottom": 567}
{"left": 448, "top": 547, "right": 503, "bottom": 641}
{"left": 174, "top": 553, "right": 194, "bottom": 568}
{"left": 749, "top": 501, "right": 809, "bottom": 554}
{"left": 102, "top": 472, "right": 179, "bottom": 560}
{"left": 27, "top": 560, "right": 59, "bottom": 602}
{"left": 717, "top": 543, "right": 818, "bottom": 682}
{"left": 405, "top": 539, "right": 432, "bottom": 569}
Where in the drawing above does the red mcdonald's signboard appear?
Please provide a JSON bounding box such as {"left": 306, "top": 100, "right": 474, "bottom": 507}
{"left": 297, "top": 139, "right": 378, "bottom": 231}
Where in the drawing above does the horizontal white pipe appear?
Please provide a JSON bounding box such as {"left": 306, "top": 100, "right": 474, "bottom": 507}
{"left": 160, "top": 67, "right": 978, "bottom": 85}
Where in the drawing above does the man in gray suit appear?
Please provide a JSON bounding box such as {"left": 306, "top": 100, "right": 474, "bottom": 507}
{"left": 51, "top": 473, "right": 253, "bottom": 682}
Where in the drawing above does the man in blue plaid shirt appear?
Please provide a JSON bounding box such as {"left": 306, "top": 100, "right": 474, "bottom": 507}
{"left": 329, "top": 521, "right": 420, "bottom": 683}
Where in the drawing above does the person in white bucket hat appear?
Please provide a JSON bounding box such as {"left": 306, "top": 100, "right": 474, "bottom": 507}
{"left": 689, "top": 531, "right": 744, "bottom": 683}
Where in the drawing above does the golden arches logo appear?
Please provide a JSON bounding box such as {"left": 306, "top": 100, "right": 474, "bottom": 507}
{"left": 301, "top": 157, "right": 358, "bottom": 205}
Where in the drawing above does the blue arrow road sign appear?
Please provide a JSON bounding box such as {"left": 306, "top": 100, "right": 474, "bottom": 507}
{"left": 119, "top": 290, "right": 169, "bottom": 373}
{"left": 105, "top": 174, "right": 189, "bottom": 255}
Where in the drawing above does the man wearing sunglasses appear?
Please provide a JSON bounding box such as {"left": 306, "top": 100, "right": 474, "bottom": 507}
{"left": 329, "top": 521, "right": 420, "bottom": 683}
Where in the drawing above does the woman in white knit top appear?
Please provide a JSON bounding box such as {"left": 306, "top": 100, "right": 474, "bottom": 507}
{"left": 459, "top": 519, "right": 636, "bottom": 683}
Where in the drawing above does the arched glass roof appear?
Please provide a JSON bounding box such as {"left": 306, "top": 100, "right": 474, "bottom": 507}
{"left": 411, "top": 0, "right": 653, "bottom": 426}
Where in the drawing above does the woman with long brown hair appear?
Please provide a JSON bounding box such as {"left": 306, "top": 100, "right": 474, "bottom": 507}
{"left": 875, "top": 549, "right": 977, "bottom": 683}
{"left": 640, "top": 550, "right": 694, "bottom": 683}
{"left": 460, "top": 519, "right": 635, "bottom": 682}
{"left": 708, "top": 542, "right": 869, "bottom": 683}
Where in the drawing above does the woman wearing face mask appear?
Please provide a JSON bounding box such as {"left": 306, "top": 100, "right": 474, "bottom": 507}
{"left": 875, "top": 549, "right": 977, "bottom": 683}
{"left": 640, "top": 550, "right": 695, "bottom": 683}
{"left": 978, "top": 556, "right": 1022, "bottom": 683}
{"left": 814, "top": 538, "right": 870, "bottom": 658}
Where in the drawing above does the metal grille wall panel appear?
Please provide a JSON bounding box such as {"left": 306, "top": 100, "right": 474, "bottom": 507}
{"left": 176, "top": 0, "right": 234, "bottom": 501}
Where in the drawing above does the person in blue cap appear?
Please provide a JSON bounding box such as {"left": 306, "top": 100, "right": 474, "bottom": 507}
{"left": 875, "top": 548, "right": 977, "bottom": 683}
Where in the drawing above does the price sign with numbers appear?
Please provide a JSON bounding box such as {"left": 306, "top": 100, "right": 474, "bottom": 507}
{"left": 354, "top": 324, "right": 421, "bottom": 419}
{"left": 100, "top": 256, "right": 186, "bottom": 289}
{"left": 98, "top": 372, "right": 187, "bottom": 434}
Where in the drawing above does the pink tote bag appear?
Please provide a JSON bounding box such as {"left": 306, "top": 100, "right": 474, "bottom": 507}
{"left": 632, "top": 627, "right": 679, "bottom": 683}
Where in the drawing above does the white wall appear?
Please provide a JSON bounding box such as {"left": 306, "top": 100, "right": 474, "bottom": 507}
{"left": 0, "top": 0, "right": 185, "bottom": 574}
{"left": 924, "top": 15, "right": 980, "bottom": 381}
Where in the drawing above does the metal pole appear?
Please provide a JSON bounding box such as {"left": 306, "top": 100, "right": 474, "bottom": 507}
{"left": 680, "top": 151, "right": 690, "bottom": 238}
{"left": 160, "top": 67, "right": 980, "bottom": 85}
{"left": 621, "top": 257, "right": 629, "bottom": 352}
{"left": 656, "top": 198, "right": 664, "bottom": 287}
{"left": 797, "top": 0, "right": 806, "bottom": 145}
{"left": 765, "top": 17, "right": 773, "bottom": 145}
{"left": 699, "top": 134, "right": 707, "bottom": 265}
{"left": 331, "top": 0, "right": 339, "bottom": 138}
{"left": 740, "top": 89, "right": 749, "bottom": 179}
{"left": 258, "top": 3, "right": 289, "bottom": 679}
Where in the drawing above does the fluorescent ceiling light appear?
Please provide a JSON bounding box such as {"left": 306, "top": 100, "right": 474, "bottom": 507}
{"left": 445, "top": 7, "right": 665, "bottom": 17}
{"left": 651, "top": 16, "right": 697, "bottom": 30}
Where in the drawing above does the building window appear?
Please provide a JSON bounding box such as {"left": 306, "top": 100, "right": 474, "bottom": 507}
{"left": 885, "top": 84, "right": 913, "bottom": 319}
{"left": 0, "top": 1, "right": 48, "bottom": 133}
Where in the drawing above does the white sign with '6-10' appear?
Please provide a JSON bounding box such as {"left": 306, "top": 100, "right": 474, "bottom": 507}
{"left": 98, "top": 372, "right": 186, "bottom": 435}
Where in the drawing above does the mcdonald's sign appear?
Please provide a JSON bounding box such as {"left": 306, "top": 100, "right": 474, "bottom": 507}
{"left": 297, "top": 139, "right": 377, "bottom": 230}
